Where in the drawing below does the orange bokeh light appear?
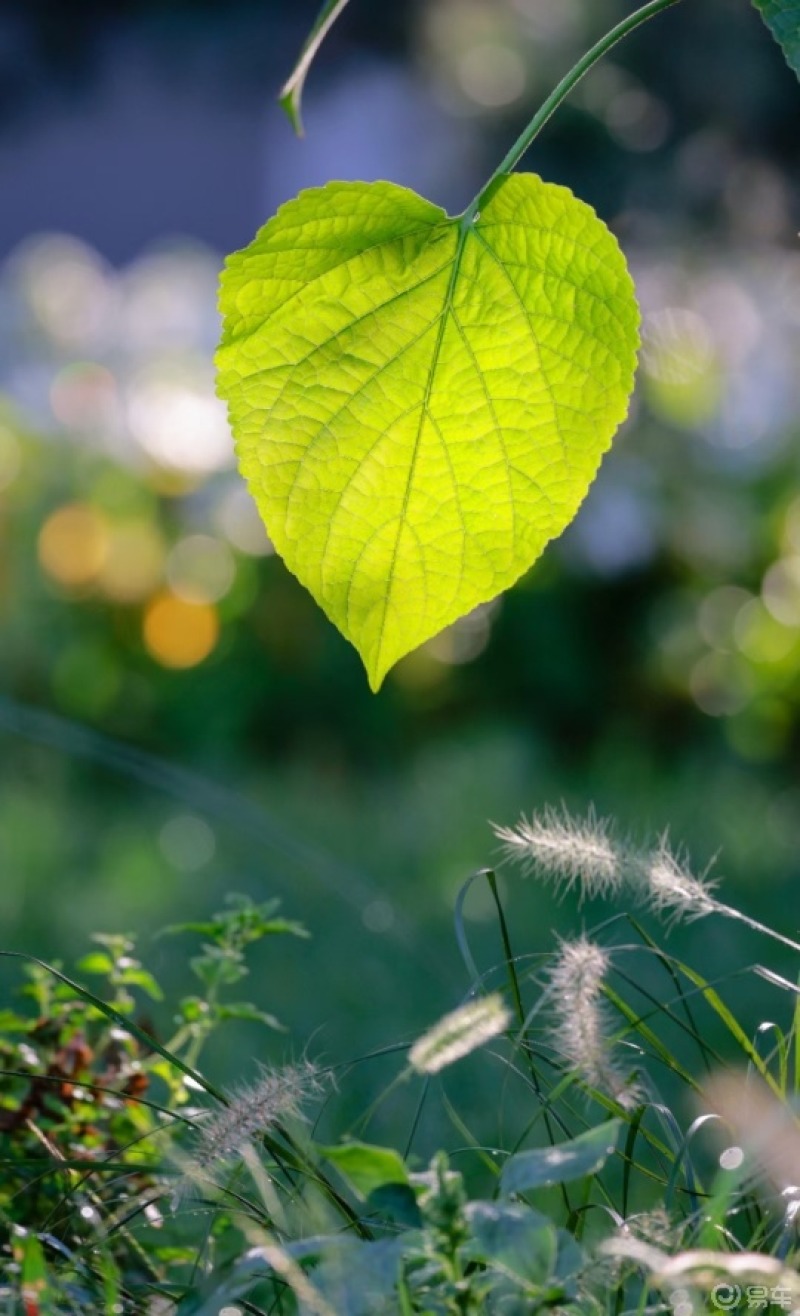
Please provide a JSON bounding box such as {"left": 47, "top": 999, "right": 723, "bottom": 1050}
{"left": 38, "top": 503, "right": 109, "bottom": 589}
{"left": 142, "top": 591, "right": 219, "bottom": 669}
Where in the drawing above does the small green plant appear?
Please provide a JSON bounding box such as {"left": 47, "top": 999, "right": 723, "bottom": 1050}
{"left": 161, "top": 895, "right": 309, "bottom": 1065}
{"left": 3, "top": 814, "right": 800, "bottom": 1313}
{"left": 0, "top": 894, "right": 307, "bottom": 1311}
{"left": 216, "top": 0, "right": 800, "bottom": 688}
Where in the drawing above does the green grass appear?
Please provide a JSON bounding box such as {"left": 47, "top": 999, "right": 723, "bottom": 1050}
{"left": 2, "top": 811, "right": 800, "bottom": 1314}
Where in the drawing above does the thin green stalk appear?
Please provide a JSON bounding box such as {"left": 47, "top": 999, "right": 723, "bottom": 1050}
{"left": 267, "top": 1125, "right": 374, "bottom": 1240}
{"left": 484, "top": 870, "right": 573, "bottom": 1216}
{"left": 485, "top": 872, "right": 526, "bottom": 1033}
{"left": 463, "top": 0, "right": 684, "bottom": 223}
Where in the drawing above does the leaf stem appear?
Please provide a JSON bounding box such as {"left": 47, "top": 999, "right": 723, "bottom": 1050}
{"left": 464, "top": 0, "right": 684, "bottom": 223}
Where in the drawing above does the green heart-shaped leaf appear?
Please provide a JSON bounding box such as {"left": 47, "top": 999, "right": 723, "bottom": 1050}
{"left": 752, "top": 0, "right": 800, "bottom": 79}
{"left": 216, "top": 175, "right": 640, "bottom": 690}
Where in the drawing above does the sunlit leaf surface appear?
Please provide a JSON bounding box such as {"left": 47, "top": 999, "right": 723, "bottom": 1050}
{"left": 217, "top": 175, "right": 639, "bottom": 689}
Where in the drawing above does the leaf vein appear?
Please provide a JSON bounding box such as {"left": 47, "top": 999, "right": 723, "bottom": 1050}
{"left": 224, "top": 221, "right": 443, "bottom": 340}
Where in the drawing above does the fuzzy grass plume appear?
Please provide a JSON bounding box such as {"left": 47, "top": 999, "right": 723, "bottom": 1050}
{"left": 193, "top": 1060, "right": 322, "bottom": 1170}
{"left": 410, "top": 994, "right": 511, "bottom": 1075}
{"left": 602, "top": 1233, "right": 800, "bottom": 1307}
{"left": 638, "top": 834, "right": 719, "bottom": 923}
{"left": 493, "top": 804, "right": 622, "bottom": 901}
{"left": 494, "top": 806, "right": 721, "bottom": 925}
{"left": 496, "top": 804, "right": 800, "bottom": 953}
{"left": 547, "top": 936, "right": 639, "bottom": 1109}
{"left": 703, "top": 1070, "right": 800, "bottom": 1197}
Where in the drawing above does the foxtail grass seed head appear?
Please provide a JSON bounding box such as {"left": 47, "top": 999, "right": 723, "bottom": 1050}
{"left": 704, "top": 1070, "right": 800, "bottom": 1196}
{"left": 194, "top": 1061, "right": 322, "bottom": 1170}
{"left": 548, "top": 936, "right": 639, "bottom": 1110}
{"left": 494, "top": 806, "right": 720, "bottom": 927}
{"left": 410, "top": 994, "right": 511, "bottom": 1075}
{"left": 636, "top": 835, "right": 719, "bottom": 923}
{"left": 624, "top": 1206, "right": 684, "bottom": 1252}
{"left": 493, "top": 805, "right": 623, "bottom": 902}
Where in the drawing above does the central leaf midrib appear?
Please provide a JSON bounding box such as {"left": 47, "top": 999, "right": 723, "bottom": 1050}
{"left": 373, "top": 220, "right": 472, "bottom": 676}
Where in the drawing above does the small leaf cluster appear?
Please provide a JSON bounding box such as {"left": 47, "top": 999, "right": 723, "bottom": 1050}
{"left": 0, "top": 894, "right": 305, "bottom": 1308}
{"left": 163, "top": 894, "right": 308, "bottom": 1060}
{"left": 300, "top": 1140, "right": 606, "bottom": 1315}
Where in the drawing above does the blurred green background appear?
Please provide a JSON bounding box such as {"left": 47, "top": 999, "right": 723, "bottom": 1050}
{"left": 1, "top": 0, "right": 799, "bottom": 1126}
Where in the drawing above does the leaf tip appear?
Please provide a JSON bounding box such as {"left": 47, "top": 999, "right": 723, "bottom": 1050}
{"left": 365, "top": 662, "right": 387, "bottom": 696}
